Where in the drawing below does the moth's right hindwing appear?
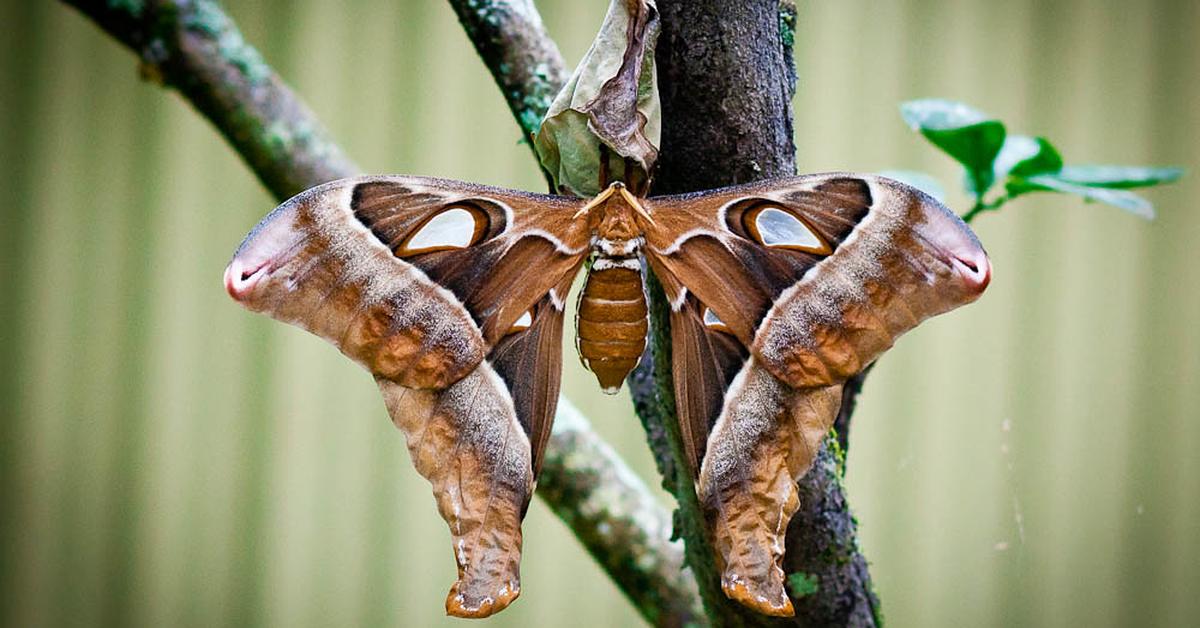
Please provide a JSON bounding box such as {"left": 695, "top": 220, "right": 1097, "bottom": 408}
{"left": 225, "top": 176, "right": 590, "bottom": 618}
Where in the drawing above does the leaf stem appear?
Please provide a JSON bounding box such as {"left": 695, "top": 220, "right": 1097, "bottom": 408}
{"left": 963, "top": 193, "right": 1011, "bottom": 223}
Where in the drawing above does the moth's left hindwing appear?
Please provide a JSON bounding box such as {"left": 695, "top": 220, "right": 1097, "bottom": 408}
{"left": 643, "top": 173, "right": 991, "bottom": 616}
{"left": 225, "top": 176, "right": 589, "bottom": 618}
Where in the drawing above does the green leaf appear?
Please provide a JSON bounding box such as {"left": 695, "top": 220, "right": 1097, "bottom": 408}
{"left": 1008, "top": 174, "right": 1156, "bottom": 219}
{"left": 786, "top": 572, "right": 820, "bottom": 599}
{"left": 878, "top": 170, "right": 946, "bottom": 202}
{"left": 994, "top": 135, "right": 1063, "bottom": 179}
{"left": 1053, "top": 165, "right": 1183, "bottom": 189}
{"left": 901, "top": 99, "right": 1006, "bottom": 196}
{"left": 534, "top": 0, "right": 661, "bottom": 197}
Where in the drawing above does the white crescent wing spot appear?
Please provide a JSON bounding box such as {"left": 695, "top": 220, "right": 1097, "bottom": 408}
{"left": 404, "top": 207, "right": 479, "bottom": 253}
{"left": 506, "top": 310, "right": 534, "bottom": 335}
{"left": 703, "top": 307, "right": 732, "bottom": 334}
{"left": 754, "top": 207, "right": 822, "bottom": 249}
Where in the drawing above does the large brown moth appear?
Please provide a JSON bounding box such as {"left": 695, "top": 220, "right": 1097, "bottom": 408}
{"left": 224, "top": 172, "right": 990, "bottom": 617}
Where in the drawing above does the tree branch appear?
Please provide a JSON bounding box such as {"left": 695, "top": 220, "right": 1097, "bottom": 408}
{"left": 628, "top": 0, "right": 881, "bottom": 625}
{"left": 540, "top": 404, "right": 701, "bottom": 626}
{"left": 64, "top": 0, "right": 357, "bottom": 200}
{"left": 61, "top": 0, "right": 700, "bottom": 623}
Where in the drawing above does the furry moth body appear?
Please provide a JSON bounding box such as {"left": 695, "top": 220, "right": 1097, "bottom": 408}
{"left": 224, "top": 173, "right": 990, "bottom": 618}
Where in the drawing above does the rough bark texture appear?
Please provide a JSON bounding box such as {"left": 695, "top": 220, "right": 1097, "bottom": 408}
{"left": 62, "top": 1, "right": 701, "bottom": 624}
{"left": 628, "top": 0, "right": 881, "bottom": 625}
{"left": 653, "top": 0, "right": 796, "bottom": 188}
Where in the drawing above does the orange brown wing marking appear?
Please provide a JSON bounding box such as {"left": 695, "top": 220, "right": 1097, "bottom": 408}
{"left": 378, "top": 363, "right": 532, "bottom": 618}
{"left": 226, "top": 178, "right": 487, "bottom": 389}
{"left": 348, "top": 176, "right": 591, "bottom": 345}
{"left": 696, "top": 361, "right": 842, "bottom": 617}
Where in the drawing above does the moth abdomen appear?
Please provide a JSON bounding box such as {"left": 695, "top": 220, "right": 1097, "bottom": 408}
{"left": 575, "top": 264, "right": 648, "bottom": 393}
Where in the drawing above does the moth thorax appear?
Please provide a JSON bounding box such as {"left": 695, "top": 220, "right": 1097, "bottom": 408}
{"left": 575, "top": 259, "right": 648, "bottom": 394}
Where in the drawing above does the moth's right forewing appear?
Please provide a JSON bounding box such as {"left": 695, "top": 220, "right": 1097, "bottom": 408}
{"left": 752, "top": 176, "right": 991, "bottom": 389}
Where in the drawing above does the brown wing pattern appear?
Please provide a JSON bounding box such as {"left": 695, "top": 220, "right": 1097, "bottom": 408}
{"left": 225, "top": 176, "right": 590, "bottom": 618}
{"left": 643, "top": 175, "right": 873, "bottom": 345}
{"left": 226, "top": 171, "right": 990, "bottom": 619}
{"left": 697, "top": 365, "right": 842, "bottom": 617}
{"left": 668, "top": 292, "right": 748, "bottom": 475}
{"left": 643, "top": 173, "right": 991, "bottom": 616}
{"left": 349, "top": 176, "right": 590, "bottom": 344}
{"left": 488, "top": 273, "right": 575, "bottom": 475}
{"left": 378, "top": 367, "right": 532, "bottom": 618}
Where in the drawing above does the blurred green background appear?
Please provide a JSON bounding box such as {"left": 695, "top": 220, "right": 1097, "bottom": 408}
{"left": 1, "top": 0, "right": 1196, "bottom": 626}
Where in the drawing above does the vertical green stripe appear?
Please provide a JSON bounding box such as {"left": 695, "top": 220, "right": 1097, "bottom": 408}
{"left": 0, "top": 0, "right": 47, "bottom": 622}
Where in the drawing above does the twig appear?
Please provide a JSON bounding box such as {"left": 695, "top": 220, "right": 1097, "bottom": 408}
{"left": 962, "top": 193, "right": 1010, "bottom": 223}
{"left": 540, "top": 404, "right": 702, "bottom": 626}
{"left": 61, "top": 0, "right": 700, "bottom": 623}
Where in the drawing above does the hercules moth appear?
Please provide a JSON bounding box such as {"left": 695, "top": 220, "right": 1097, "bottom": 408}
{"left": 225, "top": 172, "right": 990, "bottom": 617}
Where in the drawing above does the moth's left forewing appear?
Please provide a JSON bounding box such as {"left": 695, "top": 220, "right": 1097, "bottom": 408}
{"left": 642, "top": 176, "right": 875, "bottom": 346}
{"left": 751, "top": 175, "right": 991, "bottom": 389}
{"left": 645, "top": 173, "right": 990, "bottom": 392}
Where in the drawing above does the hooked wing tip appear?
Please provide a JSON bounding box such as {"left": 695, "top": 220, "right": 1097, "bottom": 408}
{"left": 950, "top": 246, "right": 992, "bottom": 294}
{"left": 722, "top": 577, "right": 795, "bottom": 617}
{"left": 224, "top": 192, "right": 313, "bottom": 307}
{"left": 445, "top": 581, "right": 520, "bottom": 619}
{"left": 223, "top": 258, "right": 270, "bottom": 302}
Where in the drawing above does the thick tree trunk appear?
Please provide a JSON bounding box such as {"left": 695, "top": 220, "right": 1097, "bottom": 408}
{"left": 629, "top": 1, "right": 881, "bottom": 625}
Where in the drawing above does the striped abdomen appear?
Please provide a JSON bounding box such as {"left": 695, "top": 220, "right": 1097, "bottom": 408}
{"left": 576, "top": 262, "right": 648, "bottom": 393}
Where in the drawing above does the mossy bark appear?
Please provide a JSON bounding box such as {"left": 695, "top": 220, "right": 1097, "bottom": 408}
{"left": 446, "top": 0, "right": 570, "bottom": 143}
